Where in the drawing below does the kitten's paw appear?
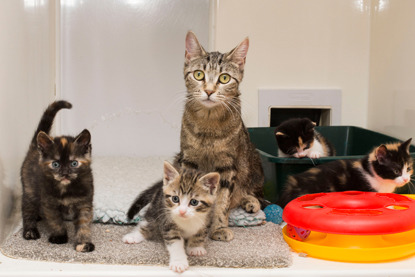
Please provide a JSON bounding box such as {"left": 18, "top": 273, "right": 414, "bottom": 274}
{"left": 122, "top": 231, "right": 144, "bottom": 244}
{"left": 23, "top": 228, "right": 40, "bottom": 240}
{"left": 308, "top": 151, "right": 321, "bottom": 159}
{"left": 187, "top": 246, "right": 207, "bottom": 256}
{"left": 49, "top": 234, "right": 68, "bottom": 244}
{"left": 75, "top": 242, "right": 95, "bottom": 252}
{"left": 242, "top": 198, "right": 261, "bottom": 213}
{"left": 169, "top": 259, "right": 189, "bottom": 273}
{"left": 210, "top": 228, "right": 234, "bottom": 241}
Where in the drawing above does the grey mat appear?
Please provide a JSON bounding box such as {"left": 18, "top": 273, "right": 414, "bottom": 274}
{"left": 0, "top": 222, "right": 292, "bottom": 268}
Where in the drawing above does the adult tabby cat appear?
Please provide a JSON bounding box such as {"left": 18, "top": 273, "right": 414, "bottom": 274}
{"left": 279, "top": 139, "right": 413, "bottom": 207}
{"left": 174, "top": 31, "right": 265, "bottom": 241}
{"left": 123, "top": 161, "right": 219, "bottom": 273}
{"left": 275, "top": 117, "right": 335, "bottom": 158}
{"left": 21, "top": 101, "right": 94, "bottom": 252}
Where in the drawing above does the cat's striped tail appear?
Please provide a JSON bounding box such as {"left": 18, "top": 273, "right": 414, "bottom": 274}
{"left": 127, "top": 181, "right": 162, "bottom": 220}
{"left": 32, "top": 100, "right": 72, "bottom": 144}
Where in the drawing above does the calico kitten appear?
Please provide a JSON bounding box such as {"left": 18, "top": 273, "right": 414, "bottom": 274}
{"left": 175, "top": 31, "right": 265, "bottom": 242}
{"left": 21, "top": 101, "right": 95, "bottom": 252}
{"left": 275, "top": 117, "right": 335, "bottom": 158}
{"left": 278, "top": 139, "right": 413, "bottom": 207}
{"left": 123, "top": 161, "right": 219, "bottom": 273}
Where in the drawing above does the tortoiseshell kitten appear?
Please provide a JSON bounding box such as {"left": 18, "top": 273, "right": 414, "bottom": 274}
{"left": 175, "top": 31, "right": 265, "bottom": 242}
{"left": 278, "top": 139, "right": 413, "bottom": 207}
{"left": 275, "top": 118, "right": 335, "bottom": 159}
{"left": 21, "top": 101, "right": 94, "bottom": 252}
{"left": 123, "top": 161, "right": 219, "bottom": 273}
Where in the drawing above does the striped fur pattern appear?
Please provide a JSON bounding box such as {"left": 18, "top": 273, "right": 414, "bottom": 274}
{"left": 175, "top": 31, "right": 265, "bottom": 242}
{"left": 123, "top": 162, "right": 219, "bottom": 273}
{"left": 20, "top": 101, "right": 94, "bottom": 252}
{"left": 278, "top": 139, "right": 413, "bottom": 207}
{"left": 275, "top": 118, "right": 335, "bottom": 158}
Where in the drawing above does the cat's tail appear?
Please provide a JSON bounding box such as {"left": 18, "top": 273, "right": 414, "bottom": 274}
{"left": 127, "top": 181, "right": 163, "bottom": 220}
{"left": 32, "top": 100, "right": 72, "bottom": 144}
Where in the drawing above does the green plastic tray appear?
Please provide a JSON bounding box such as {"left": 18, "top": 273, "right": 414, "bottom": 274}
{"left": 248, "top": 126, "right": 415, "bottom": 203}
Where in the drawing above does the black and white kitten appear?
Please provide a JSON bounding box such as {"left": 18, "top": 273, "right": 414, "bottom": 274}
{"left": 21, "top": 101, "right": 94, "bottom": 252}
{"left": 275, "top": 118, "right": 335, "bottom": 158}
{"left": 123, "top": 161, "right": 219, "bottom": 273}
{"left": 278, "top": 139, "right": 413, "bottom": 207}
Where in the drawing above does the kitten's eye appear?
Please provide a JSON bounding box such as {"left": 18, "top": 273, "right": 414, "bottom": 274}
{"left": 407, "top": 166, "right": 412, "bottom": 171}
{"left": 51, "top": 161, "right": 60, "bottom": 168}
{"left": 189, "top": 199, "right": 199, "bottom": 206}
{"left": 172, "top": 196, "right": 180, "bottom": 203}
{"left": 218, "top": 73, "right": 230, "bottom": 84}
{"left": 193, "top": 70, "right": 205, "bottom": 81}
{"left": 70, "top": 160, "right": 79, "bottom": 168}
{"left": 393, "top": 169, "right": 401, "bottom": 175}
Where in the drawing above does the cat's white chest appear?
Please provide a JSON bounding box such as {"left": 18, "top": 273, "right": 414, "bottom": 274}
{"left": 174, "top": 215, "right": 206, "bottom": 239}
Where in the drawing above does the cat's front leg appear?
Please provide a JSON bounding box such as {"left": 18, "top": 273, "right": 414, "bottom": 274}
{"left": 186, "top": 228, "right": 207, "bottom": 256}
{"left": 22, "top": 193, "right": 41, "bottom": 240}
{"left": 210, "top": 180, "right": 233, "bottom": 241}
{"left": 241, "top": 194, "right": 261, "bottom": 213}
{"left": 42, "top": 202, "right": 68, "bottom": 244}
{"left": 73, "top": 204, "right": 95, "bottom": 252}
{"left": 164, "top": 231, "right": 189, "bottom": 273}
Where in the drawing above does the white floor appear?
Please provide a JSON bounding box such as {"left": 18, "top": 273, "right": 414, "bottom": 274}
{"left": 1, "top": 244, "right": 415, "bottom": 277}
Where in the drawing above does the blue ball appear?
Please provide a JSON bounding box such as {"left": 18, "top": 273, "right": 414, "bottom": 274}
{"left": 264, "top": 204, "right": 283, "bottom": 224}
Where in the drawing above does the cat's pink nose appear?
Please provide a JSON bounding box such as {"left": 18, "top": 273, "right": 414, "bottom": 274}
{"left": 179, "top": 209, "right": 187, "bottom": 216}
{"left": 205, "top": 90, "right": 215, "bottom": 96}
{"left": 403, "top": 176, "right": 410, "bottom": 183}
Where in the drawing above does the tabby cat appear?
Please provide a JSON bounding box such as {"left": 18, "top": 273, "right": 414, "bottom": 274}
{"left": 278, "top": 139, "right": 413, "bottom": 207}
{"left": 275, "top": 117, "right": 335, "bottom": 158}
{"left": 123, "top": 161, "right": 219, "bottom": 273}
{"left": 174, "top": 31, "right": 265, "bottom": 241}
{"left": 21, "top": 101, "right": 95, "bottom": 252}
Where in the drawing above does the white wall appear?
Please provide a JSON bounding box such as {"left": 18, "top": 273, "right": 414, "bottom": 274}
{"left": 59, "top": 0, "right": 209, "bottom": 157}
{"left": 0, "top": 0, "right": 55, "bottom": 243}
{"left": 368, "top": 0, "right": 415, "bottom": 141}
{"left": 213, "top": 0, "right": 371, "bottom": 128}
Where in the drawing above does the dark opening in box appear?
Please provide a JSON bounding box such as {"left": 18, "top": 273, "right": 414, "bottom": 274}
{"left": 269, "top": 107, "right": 332, "bottom": 127}
{"left": 248, "top": 126, "right": 415, "bottom": 203}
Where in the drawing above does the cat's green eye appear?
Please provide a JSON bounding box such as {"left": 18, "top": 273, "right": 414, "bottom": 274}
{"left": 51, "top": 161, "right": 60, "bottom": 169}
{"left": 393, "top": 169, "right": 401, "bottom": 175}
{"left": 172, "top": 196, "right": 180, "bottom": 203}
{"left": 218, "top": 73, "right": 231, "bottom": 84}
{"left": 193, "top": 70, "right": 205, "bottom": 81}
{"left": 70, "top": 160, "right": 79, "bottom": 168}
{"left": 190, "top": 199, "right": 199, "bottom": 206}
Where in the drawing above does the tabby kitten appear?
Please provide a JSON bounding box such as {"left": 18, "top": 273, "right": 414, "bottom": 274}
{"left": 275, "top": 118, "right": 335, "bottom": 158}
{"left": 174, "top": 31, "right": 265, "bottom": 242}
{"left": 278, "top": 139, "right": 413, "bottom": 207}
{"left": 123, "top": 161, "right": 219, "bottom": 273}
{"left": 21, "top": 101, "right": 95, "bottom": 252}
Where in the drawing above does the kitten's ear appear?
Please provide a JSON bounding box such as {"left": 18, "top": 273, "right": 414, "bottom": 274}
{"left": 74, "top": 129, "right": 91, "bottom": 154}
{"left": 37, "top": 131, "right": 54, "bottom": 153}
{"left": 199, "top": 172, "right": 220, "bottom": 195}
{"left": 163, "top": 161, "right": 179, "bottom": 187}
{"left": 185, "top": 31, "right": 206, "bottom": 61}
{"left": 305, "top": 120, "right": 317, "bottom": 132}
{"left": 226, "top": 37, "right": 249, "bottom": 70}
{"left": 400, "top": 138, "right": 412, "bottom": 154}
{"left": 375, "top": 145, "right": 388, "bottom": 164}
{"left": 275, "top": 131, "right": 286, "bottom": 137}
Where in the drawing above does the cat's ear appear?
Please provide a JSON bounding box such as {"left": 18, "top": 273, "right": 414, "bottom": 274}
{"left": 74, "top": 129, "right": 91, "bottom": 154}
{"left": 37, "top": 131, "right": 54, "bottom": 153}
{"left": 275, "top": 131, "right": 286, "bottom": 137}
{"left": 199, "top": 172, "right": 220, "bottom": 195}
{"left": 185, "top": 31, "right": 206, "bottom": 61}
{"left": 226, "top": 37, "right": 249, "bottom": 70}
{"left": 305, "top": 119, "right": 317, "bottom": 132}
{"left": 400, "top": 138, "right": 412, "bottom": 154}
{"left": 163, "top": 161, "right": 179, "bottom": 187}
{"left": 375, "top": 144, "right": 388, "bottom": 164}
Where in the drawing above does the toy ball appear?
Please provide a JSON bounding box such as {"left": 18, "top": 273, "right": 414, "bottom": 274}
{"left": 286, "top": 224, "right": 311, "bottom": 241}
{"left": 264, "top": 204, "right": 283, "bottom": 224}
